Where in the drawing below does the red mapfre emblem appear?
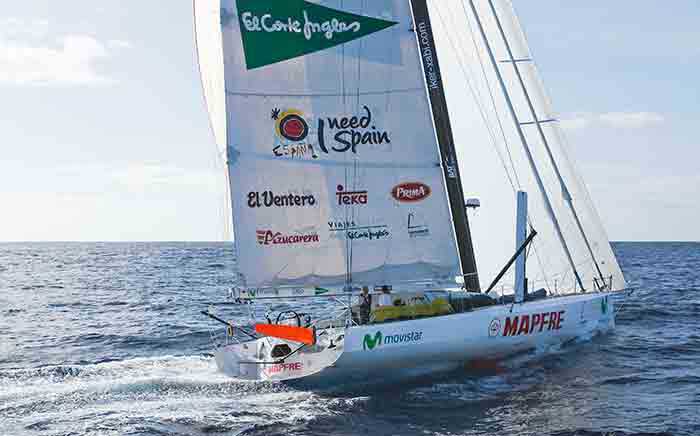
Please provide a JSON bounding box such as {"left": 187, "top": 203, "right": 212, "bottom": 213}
{"left": 391, "top": 182, "right": 431, "bottom": 203}
{"left": 493, "top": 311, "right": 566, "bottom": 337}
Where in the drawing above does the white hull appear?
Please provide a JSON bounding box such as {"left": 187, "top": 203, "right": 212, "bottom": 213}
{"left": 214, "top": 293, "right": 614, "bottom": 385}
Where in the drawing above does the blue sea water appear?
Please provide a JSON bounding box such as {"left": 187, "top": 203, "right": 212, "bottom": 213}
{"left": 0, "top": 242, "right": 698, "bottom": 436}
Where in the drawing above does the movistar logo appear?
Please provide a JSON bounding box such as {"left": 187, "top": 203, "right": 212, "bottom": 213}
{"left": 363, "top": 332, "right": 383, "bottom": 351}
{"left": 362, "top": 331, "right": 423, "bottom": 351}
{"left": 235, "top": 0, "right": 397, "bottom": 69}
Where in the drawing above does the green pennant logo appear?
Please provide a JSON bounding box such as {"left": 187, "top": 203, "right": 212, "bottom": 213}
{"left": 314, "top": 287, "right": 330, "bottom": 295}
{"left": 236, "top": 0, "right": 398, "bottom": 69}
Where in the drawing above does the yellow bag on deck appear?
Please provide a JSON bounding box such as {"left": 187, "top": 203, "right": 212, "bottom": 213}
{"left": 371, "top": 298, "right": 453, "bottom": 323}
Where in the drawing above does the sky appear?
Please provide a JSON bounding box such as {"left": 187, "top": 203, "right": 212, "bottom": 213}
{"left": 0, "top": 1, "right": 698, "bottom": 242}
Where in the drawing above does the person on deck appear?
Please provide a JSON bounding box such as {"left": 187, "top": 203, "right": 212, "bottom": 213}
{"left": 378, "top": 287, "right": 393, "bottom": 307}
{"left": 359, "top": 286, "right": 372, "bottom": 325}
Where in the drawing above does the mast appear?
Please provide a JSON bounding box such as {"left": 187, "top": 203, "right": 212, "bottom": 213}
{"left": 481, "top": 0, "right": 606, "bottom": 289}
{"left": 409, "top": 0, "right": 480, "bottom": 292}
{"left": 467, "top": 0, "right": 586, "bottom": 292}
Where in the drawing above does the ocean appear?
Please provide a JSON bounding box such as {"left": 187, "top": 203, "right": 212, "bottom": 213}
{"left": 1, "top": 242, "right": 698, "bottom": 436}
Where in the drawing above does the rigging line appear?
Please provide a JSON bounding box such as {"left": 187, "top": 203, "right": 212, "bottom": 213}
{"left": 356, "top": 0, "right": 365, "bottom": 110}
{"left": 441, "top": 0, "right": 553, "bottom": 293}
{"left": 483, "top": 0, "right": 605, "bottom": 288}
{"left": 432, "top": 4, "right": 516, "bottom": 191}
{"left": 340, "top": 0, "right": 348, "bottom": 286}
{"left": 457, "top": 0, "right": 550, "bottom": 291}
{"left": 468, "top": 0, "right": 585, "bottom": 292}
{"left": 457, "top": 0, "right": 520, "bottom": 190}
{"left": 451, "top": 0, "right": 553, "bottom": 295}
{"left": 557, "top": 127, "right": 620, "bottom": 264}
{"left": 348, "top": 0, "right": 365, "bottom": 288}
{"left": 436, "top": 4, "right": 558, "bottom": 292}
{"left": 341, "top": 0, "right": 345, "bottom": 107}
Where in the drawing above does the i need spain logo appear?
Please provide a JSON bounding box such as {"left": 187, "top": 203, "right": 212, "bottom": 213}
{"left": 236, "top": 0, "right": 398, "bottom": 69}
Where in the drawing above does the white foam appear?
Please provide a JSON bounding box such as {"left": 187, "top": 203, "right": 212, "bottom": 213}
{"left": 0, "top": 355, "right": 340, "bottom": 436}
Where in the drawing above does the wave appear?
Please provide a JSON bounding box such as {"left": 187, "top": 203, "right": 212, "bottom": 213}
{"left": 549, "top": 431, "right": 673, "bottom": 436}
{"left": 0, "top": 355, "right": 314, "bottom": 436}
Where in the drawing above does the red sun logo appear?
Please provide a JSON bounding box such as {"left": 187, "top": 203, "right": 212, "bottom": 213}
{"left": 273, "top": 109, "right": 309, "bottom": 142}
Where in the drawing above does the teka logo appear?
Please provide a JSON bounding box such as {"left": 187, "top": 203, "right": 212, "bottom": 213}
{"left": 264, "top": 362, "right": 303, "bottom": 375}
{"left": 391, "top": 182, "right": 431, "bottom": 203}
{"left": 363, "top": 331, "right": 423, "bottom": 351}
{"left": 271, "top": 106, "right": 391, "bottom": 159}
{"left": 248, "top": 190, "right": 316, "bottom": 208}
{"left": 256, "top": 230, "right": 320, "bottom": 246}
{"left": 490, "top": 311, "right": 566, "bottom": 338}
{"left": 336, "top": 184, "right": 368, "bottom": 206}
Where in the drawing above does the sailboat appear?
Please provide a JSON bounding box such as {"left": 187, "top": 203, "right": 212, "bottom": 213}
{"left": 194, "top": 0, "right": 628, "bottom": 384}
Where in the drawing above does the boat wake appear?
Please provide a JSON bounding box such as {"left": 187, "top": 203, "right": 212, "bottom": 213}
{"left": 0, "top": 334, "right": 594, "bottom": 436}
{"left": 0, "top": 325, "right": 688, "bottom": 436}
{"left": 0, "top": 355, "right": 324, "bottom": 436}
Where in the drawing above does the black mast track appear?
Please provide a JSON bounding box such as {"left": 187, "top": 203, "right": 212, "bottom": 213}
{"left": 409, "top": 0, "right": 480, "bottom": 292}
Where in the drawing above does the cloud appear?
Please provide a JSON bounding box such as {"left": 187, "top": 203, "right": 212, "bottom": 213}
{"left": 108, "top": 39, "right": 132, "bottom": 49}
{"left": 46, "top": 162, "right": 222, "bottom": 194}
{"left": 0, "top": 18, "right": 50, "bottom": 40}
{"left": 560, "top": 112, "right": 665, "bottom": 131}
{"left": 0, "top": 18, "right": 130, "bottom": 86}
{"left": 598, "top": 112, "right": 665, "bottom": 129}
{"left": 111, "top": 163, "right": 221, "bottom": 192}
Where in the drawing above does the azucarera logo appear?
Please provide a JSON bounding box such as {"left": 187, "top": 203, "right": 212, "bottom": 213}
{"left": 236, "top": 0, "right": 397, "bottom": 69}
{"left": 363, "top": 331, "right": 423, "bottom": 351}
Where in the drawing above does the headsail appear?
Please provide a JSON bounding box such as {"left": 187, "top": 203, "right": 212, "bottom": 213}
{"left": 196, "top": 0, "right": 475, "bottom": 290}
{"left": 429, "top": 0, "right": 626, "bottom": 293}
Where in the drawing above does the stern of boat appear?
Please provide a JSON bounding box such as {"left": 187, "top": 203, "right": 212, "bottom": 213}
{"left": 214, "top": 327, "right": 346, "bottom": 382}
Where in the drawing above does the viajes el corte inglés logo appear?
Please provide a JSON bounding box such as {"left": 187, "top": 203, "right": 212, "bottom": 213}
{"left": 236, "top": 0, "right": 398, "bottom": 69}
{"left": 362, "top": 331, "right": 423, "bottom": 351}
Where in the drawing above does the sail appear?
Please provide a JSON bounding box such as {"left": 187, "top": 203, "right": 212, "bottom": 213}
{"left": 194, "top": 0, "right": 227, "bottom": 153}
{"left": 429, "top": 0, "right": 626, "bottom": 293}
{"left": 197, "top": 0, "right": 464, "bottom": 289}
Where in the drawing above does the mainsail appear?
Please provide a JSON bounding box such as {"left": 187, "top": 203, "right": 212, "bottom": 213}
{"left": 428, "top": 0, "right": 626, "bottom": 293}
{"left": 195, "top": 0, "right": 626, "bottom": 296}
{"left": 196, "top": 0, "right": 478, "bottom": 290}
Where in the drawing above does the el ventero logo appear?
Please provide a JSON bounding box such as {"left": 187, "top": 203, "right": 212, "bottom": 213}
{"left": 236, "top": 0, "right": 398, "bottom": 69}
{"left": 362, "top": 331, "right": 423, "bottom": 351}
